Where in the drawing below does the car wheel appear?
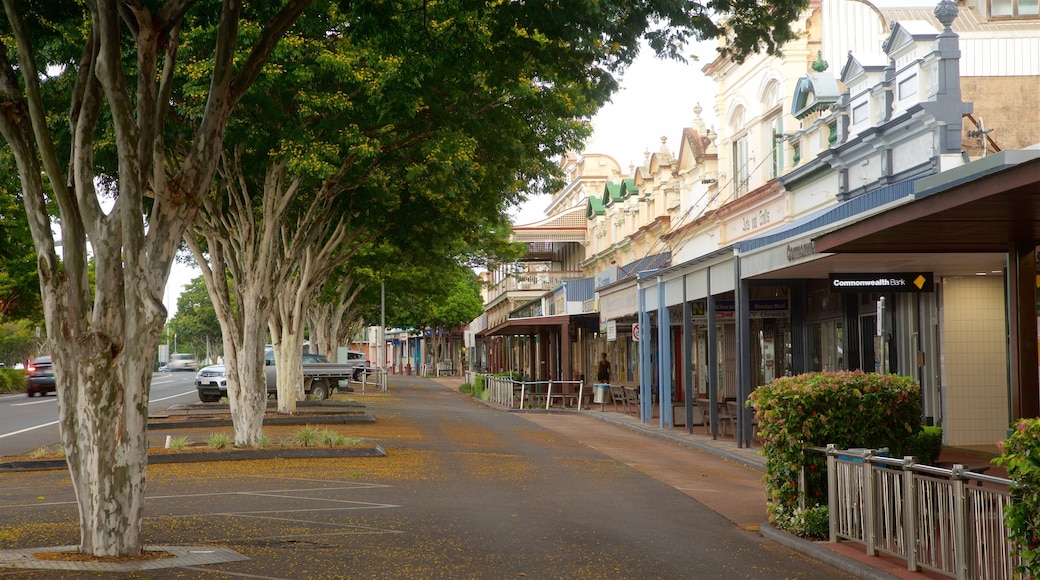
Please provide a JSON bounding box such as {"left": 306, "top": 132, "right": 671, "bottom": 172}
{"left": 26, "top": 388, "right": 34, "bottom": 398}
{"left": 353, "top": 368, "right": 364, "bottom": 382}
{"left": 309, "top": 379, "right": 330, "bottom": 400}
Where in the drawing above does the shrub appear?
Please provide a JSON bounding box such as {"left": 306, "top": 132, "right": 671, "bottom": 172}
{"left": 0, "top": 369, "right": 26, "bottom": 394}
{"left": 167, "top": 437, "right": 190, "bottom": 450}
{"left": 772, "top": 504, "right": 829, "bottom": 541}
{"left": 292, "top": 424, "right": 320, "bottom": 447}
{"left": 206, "top": 433, "right": 233, "bottom": 449}
{"left": 994, "top": 418, "right": 1040, "bottom": 577}
{"left": 473, "top": 376, "right": 486, "bottom": 399}
{"left": 459, "top": 383, "right": 474, "bottom": 394}
{"left": 749, "top": 371, "right": 922, "bottom": 532}
{"left": 906, "top": 425, "right": 943, "bottom": 465}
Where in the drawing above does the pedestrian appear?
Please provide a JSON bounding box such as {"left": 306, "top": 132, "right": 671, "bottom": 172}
{"left": 596, "top": 352, "right": 611, "bottom": 384}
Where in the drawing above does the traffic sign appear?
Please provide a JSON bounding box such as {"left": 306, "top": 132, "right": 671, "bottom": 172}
{"left": 632, "top": 323, "right": 640, "bottom": 342}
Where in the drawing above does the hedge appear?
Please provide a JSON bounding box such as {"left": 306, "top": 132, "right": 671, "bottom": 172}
{"left": 749, "top": 371, "right": 922, "bottom": 521}
{"left": 0, "top": 369, "right": 26, "bottom": 394}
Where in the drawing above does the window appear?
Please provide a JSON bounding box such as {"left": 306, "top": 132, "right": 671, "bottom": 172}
{"left": 733, "top": 135, "right": 750, "bottom": 197}
{"left": 898, "top": 75, "right": 918, "bottom": 101}
{"left": 768, "top": 115, "right": 784, "bottom": 179}
{"left": 991, "top": 0, "right": 1039, "bottom": 17}
{"left": 729, "top": 105, "right": 749, "bottom": 198}
{"left": 852, "top": 102, "right": 868, "bottom": 125}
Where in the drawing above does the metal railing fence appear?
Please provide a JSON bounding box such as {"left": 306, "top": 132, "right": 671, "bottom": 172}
{"left": 355, "top": 367, "right": 387, "bottom": 393}
{"left": 473, "top": 374, "right": 587, "bottom": 410}
{"left": 810, "top": 445, "right": 1023, "bottom": 579}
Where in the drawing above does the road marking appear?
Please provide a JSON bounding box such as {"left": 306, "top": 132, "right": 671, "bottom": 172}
{"left": 11, "top": 399, "right": 57, "bottom": 407}
{"left": 0, "top": 420, "right": 59, "bottom": 439}
{"left": 149, "top": 390, "right": 197, "bottom": 404}
{"left": 1, "top": 391, "right": 192, "bottom": 440}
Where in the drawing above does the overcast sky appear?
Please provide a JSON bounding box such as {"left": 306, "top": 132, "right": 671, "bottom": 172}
{"left": 510, "top": 39, "right": 720, "bottom": 224}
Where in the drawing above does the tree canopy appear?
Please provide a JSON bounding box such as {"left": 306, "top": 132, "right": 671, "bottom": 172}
{"left": 0, "top": 0, "right": 809, "bottom": 558}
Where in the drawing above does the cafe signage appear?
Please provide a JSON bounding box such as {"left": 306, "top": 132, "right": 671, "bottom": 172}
{"left": 829, "top": 272, "right": 934, "bottom": 293}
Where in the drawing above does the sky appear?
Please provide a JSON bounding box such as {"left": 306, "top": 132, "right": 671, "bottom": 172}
{"left": 509, "top": 39, "right": 720, "bottom": 225}
{"left": 165, "top": 40, "right": 722, "bottom": 319}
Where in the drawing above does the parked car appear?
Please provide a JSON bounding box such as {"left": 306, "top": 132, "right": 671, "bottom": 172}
{"left": 196, "top": 350, "right": 368, "bottom": 403}
{"left": 26, "top": 355, "right": 56, "bottom": 397}
{"left": 170, "top": 353, "right": 197, "bottom": 371}
{"left": 194, "top": 364, "right": 227, "bottom": 402}
{"left": 265, "top": 347, "right": 368, "bottom": 381}
{"left": 341, "top": 350, "right": 370, "bottom": 381}
{"left": 157, "top": 364, "right": 170, "bottom": 373}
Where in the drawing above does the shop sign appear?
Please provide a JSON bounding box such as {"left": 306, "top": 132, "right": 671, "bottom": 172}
{"left": 604, "top": 320, "right": 617, "bottom": 342}
{"left": 692, "top": 300, "right": 789, "bottom": 319}
{"left": 829, "top": 272, "right": 934, "bottom": 293}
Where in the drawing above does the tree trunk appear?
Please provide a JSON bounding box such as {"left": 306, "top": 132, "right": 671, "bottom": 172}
{"left": 309, "top": 303, "right": 336, "bottom": 362}
{"left": 225, "top": 293, "right": 269, "bottom": 446}
{"left": 55, "top": 298, "right": 164, "bottom": 556}
{"left": 270, "top": 314, "right": 306, "bottom": 413}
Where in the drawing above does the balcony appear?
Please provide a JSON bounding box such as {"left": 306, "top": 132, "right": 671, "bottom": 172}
{"left": 486, "top": 269, "right": 584, "bottom": 302}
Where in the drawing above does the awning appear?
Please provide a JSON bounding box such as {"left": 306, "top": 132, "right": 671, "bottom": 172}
{"left": 480, "top": 313, "right": 599, "bottom": 337}
{"left": 815, "top": 151, "right": 1040, "bottom": 253}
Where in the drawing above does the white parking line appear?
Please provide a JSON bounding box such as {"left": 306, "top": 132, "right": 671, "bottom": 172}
{"left": 149, "top": 390, "right": 197, "bottom": 403}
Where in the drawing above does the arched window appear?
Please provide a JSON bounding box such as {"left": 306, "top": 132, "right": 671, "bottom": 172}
{"left": 762, "top": 81, "right": 784, "bottom": 180}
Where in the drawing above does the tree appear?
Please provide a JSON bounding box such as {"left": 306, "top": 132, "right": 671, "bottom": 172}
{"left": 0, "top": 0, "right": 807, "bottom": 558}
{"left": 167, "top": 276, "right": 222, "bottom": 362}
{"left": 0, "top": 155, "right": 42, "bottom": 322}
{"left": 0, "top": 0, "right": 314, "bottom": 557}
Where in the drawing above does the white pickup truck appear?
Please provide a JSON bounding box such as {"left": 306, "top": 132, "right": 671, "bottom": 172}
{"left": 195, "top": 349, "right": 369, "bottom": 402}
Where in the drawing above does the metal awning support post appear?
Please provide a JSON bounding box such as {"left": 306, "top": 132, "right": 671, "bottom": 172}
{"left": 657, "top": 275, "right": 672, "bottom": 428}
{"left": 707, "top": 270, "right": 719, "bottom": 439}
{"left": 638, "top": 273, "right": 651, "bottom": 424}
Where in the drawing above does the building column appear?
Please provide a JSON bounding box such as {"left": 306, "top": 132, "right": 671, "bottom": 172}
{"left": 1009, "top": 242, "right": 1040, "bottom": 420}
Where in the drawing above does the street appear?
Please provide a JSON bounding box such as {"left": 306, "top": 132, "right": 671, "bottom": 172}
{"left": 0, "top": 370, "right": 199, "bottom": 458}
{"left": 0, "top": 375, "right": 851, "bottom": 579}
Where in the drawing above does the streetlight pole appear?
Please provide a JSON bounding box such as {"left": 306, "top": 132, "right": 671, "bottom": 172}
{"left": 380, "top": 281, "right": 386, "bottom": 370}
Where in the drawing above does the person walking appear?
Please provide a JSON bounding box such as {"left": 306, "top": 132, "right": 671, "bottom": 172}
{"left": 596, "top": 352, "right": 611, "bottom": 384}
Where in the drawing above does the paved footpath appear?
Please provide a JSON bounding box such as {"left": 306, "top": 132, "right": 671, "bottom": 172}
{"left": 431, "top": 376, "right": 963, "bottom": 580}
{"left": 0, "top": 375, "right": 959, "bottom": 579}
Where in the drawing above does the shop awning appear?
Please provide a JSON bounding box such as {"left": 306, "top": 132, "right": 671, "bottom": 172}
{"left": 815, "top": 151, "right": 1040, "bottom": 254}
{"left": 480, "top": 313, "right": 599, "bottom": 337}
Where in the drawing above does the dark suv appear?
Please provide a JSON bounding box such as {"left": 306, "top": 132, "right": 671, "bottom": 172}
{"left": 26, "top": 355, "right": 56, "bottom": 397}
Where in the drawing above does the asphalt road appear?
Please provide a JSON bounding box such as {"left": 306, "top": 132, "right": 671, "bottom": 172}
{"left": 0, "top": 375, "right": 851, "bottom": 579}
{"left": 0, "top": 371, "right": 199, "bottom": 458}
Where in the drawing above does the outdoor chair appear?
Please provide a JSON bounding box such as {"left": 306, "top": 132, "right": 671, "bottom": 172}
{"left": 623, "top": 386, "right": 640, "bottom": 416}
{"left": 608, "top": 384, "right": 627, "bottom": 413}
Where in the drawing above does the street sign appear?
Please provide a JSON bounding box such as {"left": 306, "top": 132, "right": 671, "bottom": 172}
{"left": 632, "top": 323, "right": 640, "bottom": 342}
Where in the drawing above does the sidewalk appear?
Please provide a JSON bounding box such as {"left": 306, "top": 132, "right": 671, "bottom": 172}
{"left": 430, "top": 376, "right": 1002, "bottom": 580}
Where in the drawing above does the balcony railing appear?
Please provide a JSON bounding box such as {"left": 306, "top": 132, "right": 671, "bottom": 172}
{"left": 486, "top": 269, "right": 584, "bottom": 300}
